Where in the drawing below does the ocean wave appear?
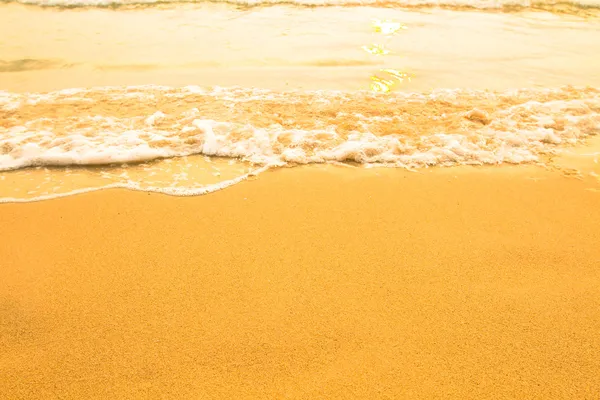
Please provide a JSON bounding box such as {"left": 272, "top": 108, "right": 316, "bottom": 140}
{"left": 3, "top": 0, "right": 600, "bottom": 14}
{"left": 1, "top": 85, "right": 599, "bottom": 173}
{"left": 0, "top": 164, "right": 270, "bottom": 203}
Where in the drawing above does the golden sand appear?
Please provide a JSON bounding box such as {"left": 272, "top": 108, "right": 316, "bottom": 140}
{"left": 1, "top": 166, "right": 600, "bottom": 398}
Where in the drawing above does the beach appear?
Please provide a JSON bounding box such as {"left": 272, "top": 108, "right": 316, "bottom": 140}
{"left": 2, "top": 165, "right": 600, "bottom": 398}
{"left": 2, "top": 0, "right": 600, "bottom": 397}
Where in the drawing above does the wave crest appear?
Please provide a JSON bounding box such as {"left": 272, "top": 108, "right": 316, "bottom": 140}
{"left": 1, "top": 85, "right": 599, "bottom": 172}
{"left": 3, "top": 0, "right": 600, "bottom": 15}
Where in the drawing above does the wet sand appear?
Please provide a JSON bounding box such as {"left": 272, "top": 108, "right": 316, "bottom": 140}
{"left": 2, "top": 165, "right": 600, "bottom": 399}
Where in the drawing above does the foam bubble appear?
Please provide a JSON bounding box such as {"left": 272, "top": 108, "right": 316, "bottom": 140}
{"left": 0, "top": 164, "right": 270, "bottom": 203}
{"left": 1, "top": 85, "right": 599, "bottom": 172}
{"left": 4, "top": 0, "right": 600, "bottom": 21}
{"left": 4, "top": 0, "right": 599, "bottom": 11}
{"left": 1, "top": 84, "right": 599, "bottom": 201}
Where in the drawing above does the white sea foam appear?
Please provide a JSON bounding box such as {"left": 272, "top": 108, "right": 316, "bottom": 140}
{"left": 5, "top": 0, "right": 600, "bottom": 10}
{"left": 1, "top": 84, "right": 599, "bottom": 200}
{"left": 0, "top": 164, "right": 269, "bottom": 203}
{"left": 2, "top": 85, "right": 599, "bottom": 170}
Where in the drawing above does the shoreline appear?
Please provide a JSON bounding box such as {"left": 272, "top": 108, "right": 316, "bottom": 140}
{"left": 2, "top": 165, "right": 600, "bottom": 398}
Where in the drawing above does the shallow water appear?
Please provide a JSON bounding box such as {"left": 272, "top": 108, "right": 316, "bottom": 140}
{"left": 2, "top": 4, "right": 600, "bottom": 91}
{"left": 1, "top": 1, "right": 600, "bottom": 201}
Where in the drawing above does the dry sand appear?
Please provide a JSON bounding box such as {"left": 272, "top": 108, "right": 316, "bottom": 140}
{"left": 1, "top": 165, "right": 600, "bottom": 399}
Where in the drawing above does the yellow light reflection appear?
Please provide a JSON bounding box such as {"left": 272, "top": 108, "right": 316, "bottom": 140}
{"left": 380, "top": 68, "right": 411, "bottom": 82}
{"left": 370, "top": 76, "right": 394, "bottom": 93}
{"left": 370, "top": 69, "right": 413, "bottom": 93}
{"left": 364, "top": 19, "right": 411, "bottom": 93}
{"left": 361, "top": 44, "right": 391, "bottom": 56}
{"left": 371, "top": 19, "right": 408, "bottom": 35}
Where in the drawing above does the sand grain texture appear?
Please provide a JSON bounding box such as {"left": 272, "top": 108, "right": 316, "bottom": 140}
{"left": 1, "top": 166, "right": 600, "bottom": 399}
